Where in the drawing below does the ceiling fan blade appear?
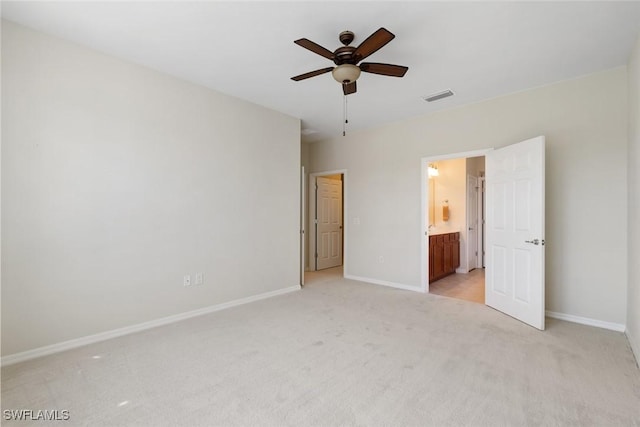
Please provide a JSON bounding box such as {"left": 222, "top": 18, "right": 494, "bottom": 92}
{"left": 291, "top": 67, "right": 334, "bottom": 81}
{"left": 294, "top": 38, "right": 335, "bottom": 60}
{"left": 343, "top": 81, "right": 357, "bottom": 95}
{"left": 353, "top": 28, "right": 395, "bottom": 62}
{"left": 360, "top": 62, "right": 408, "bottom": 77}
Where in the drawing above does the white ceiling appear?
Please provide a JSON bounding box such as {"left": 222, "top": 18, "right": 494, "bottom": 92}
{"left": 3, "top": 1, "right": 640, "bottom": 142}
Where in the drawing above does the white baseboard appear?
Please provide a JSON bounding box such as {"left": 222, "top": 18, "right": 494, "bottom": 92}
{"left": 546, "top": 310, "right": 625, "bottom": 332}
{"left": 344, "top": 274, "right": 423, "bottom": 293}
{"left": 624, "top": 331, "right": 640, "bottom": 368}
{"left": 1, "top": 285, "right": 301, "bottom": 367}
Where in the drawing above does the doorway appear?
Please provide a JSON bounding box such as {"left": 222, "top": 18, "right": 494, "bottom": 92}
{"left": 421, "top": 136, "right": 546, "bottom": 330}
{"left": 308, "top": 171, "right": 346, "bottom": 273}
{"left": 422, "top": 151, "right": 489, "bottom": 304}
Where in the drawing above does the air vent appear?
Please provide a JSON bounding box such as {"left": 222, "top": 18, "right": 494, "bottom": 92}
{"left": 423, "top": 89, "right": 454, "bottom": 102}
{"left": 301, "top": 129, "right": 318, "bottom": 136}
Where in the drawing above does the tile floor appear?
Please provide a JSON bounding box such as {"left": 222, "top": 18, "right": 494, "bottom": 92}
{"left": 428, "top": 268, "right": 485, "bottom": 304}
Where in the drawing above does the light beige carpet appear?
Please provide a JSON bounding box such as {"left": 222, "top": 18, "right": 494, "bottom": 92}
{"left": 2, "top": 268, "right": 639, "bottom": 426}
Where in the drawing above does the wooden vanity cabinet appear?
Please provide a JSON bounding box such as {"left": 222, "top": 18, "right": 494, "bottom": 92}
{"left": 429, "top": 232, "right": 460, "bottom": 283}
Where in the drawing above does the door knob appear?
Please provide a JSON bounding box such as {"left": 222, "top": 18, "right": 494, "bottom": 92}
{"left": 525, "top": 239, "right": 540, "bottom": 245}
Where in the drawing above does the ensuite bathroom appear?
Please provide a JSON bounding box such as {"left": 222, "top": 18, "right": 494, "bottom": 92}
{"left": 427, "top": 155, "right": 485, "bottom": 303}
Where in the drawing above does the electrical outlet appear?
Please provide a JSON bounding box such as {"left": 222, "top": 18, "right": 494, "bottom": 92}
{"left": 195, "top": 273, "right": 204, "bottom": 285}
{"left": 183, "top": 275, "right": 191, "bottom": 287}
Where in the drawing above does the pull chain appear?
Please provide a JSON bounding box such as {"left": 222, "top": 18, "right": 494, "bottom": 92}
{"left": 342, "top": 92, "right": 349, "bottom": 136}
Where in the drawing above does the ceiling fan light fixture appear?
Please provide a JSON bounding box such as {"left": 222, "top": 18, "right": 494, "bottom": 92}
{"left": 332, "top": 64, "right": 361, "bottom": 84}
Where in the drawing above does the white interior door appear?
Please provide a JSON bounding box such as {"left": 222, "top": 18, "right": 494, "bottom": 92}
{"left": 485, "top": 136, "right": 545, "bottom": 330}
{"left": 467, "top": 175, "right": 479, "bottom": 271}
{"left": 316, "top": 176, "right": 343, "bottom": 270}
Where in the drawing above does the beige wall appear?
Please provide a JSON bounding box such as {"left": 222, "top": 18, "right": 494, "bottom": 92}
{"left": 1, "top": 21, "right": 301, "bottom": 356}
{"left": 627, "top": 35, "right": 640, "bottom": 360}
{"left": 310, "top": 67, "right": 628, "bottom": 325}
{"left": 301, "top": 142, "right": 311, "bottom": 271}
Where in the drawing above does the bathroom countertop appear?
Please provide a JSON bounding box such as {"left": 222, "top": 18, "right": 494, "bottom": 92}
{"left": 428, "top": 229, "right": 460, "bottom": 236}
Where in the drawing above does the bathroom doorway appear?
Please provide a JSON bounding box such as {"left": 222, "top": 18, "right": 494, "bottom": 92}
{"left": 424, "top": 154, "right": 486, "bottom": 304}
{"left": 422, "top": 137, "right": 546, "bottom": 329}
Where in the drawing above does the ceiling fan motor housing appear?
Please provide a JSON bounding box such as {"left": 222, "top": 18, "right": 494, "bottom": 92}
{"left": 333, "top": 46, "right": 357, "bottom": 65}
{"left": 335, "top": 31, "right": 358, "bottom": 65}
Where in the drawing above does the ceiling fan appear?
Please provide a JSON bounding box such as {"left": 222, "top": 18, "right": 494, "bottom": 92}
{"left": 291, "top": 28, "right": 409, "bottom": 95}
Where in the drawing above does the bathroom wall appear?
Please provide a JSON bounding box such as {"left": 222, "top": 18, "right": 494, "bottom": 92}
{"left": 432, "top": 158, "right": 468, "bottom": 271}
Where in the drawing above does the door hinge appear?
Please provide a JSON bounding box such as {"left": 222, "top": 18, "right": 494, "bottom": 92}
{"left": 315, "top": 253, "right": 318, "bottom": 258}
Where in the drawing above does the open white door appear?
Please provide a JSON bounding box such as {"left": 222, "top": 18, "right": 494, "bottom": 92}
{"left": 485, "top": 136, "right": 545, "bottom": 330}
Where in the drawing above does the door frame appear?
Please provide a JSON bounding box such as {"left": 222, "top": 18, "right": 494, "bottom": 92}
{"left": 300, "top": 166, "right": 306, "bottom": 286}
{"left": 308, "top": 169, "right": 348, "bottom": 273}
{"left": 478, "top": 176, "right": 486, "bottom": 268}
{"left": 466, "top": 174, "right": 479, "bottom": 272}
{"left": 421, "top": 149, "right": 492, "bottom": 292}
